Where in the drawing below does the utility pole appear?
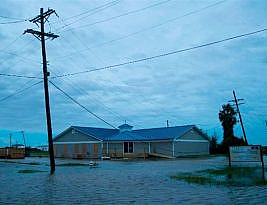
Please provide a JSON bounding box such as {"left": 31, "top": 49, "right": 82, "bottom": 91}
{"left": 229, "top": 90, "right": 248, "bottom": 145}
{"left": 9, "top": 133, "right": 12, "bottom": 148}
{"left": 24, "top": 8, "right": 59, "bottom": 174}
{"left": 21, "top": 131, "right": 26, "bottom": 148}
{"left": 21, "top": 131, "right": 26, "bottom": 155}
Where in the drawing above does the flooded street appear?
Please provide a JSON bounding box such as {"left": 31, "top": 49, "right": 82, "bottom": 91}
{"left": 1, "top": 156, "right": 267, "bottom": 204}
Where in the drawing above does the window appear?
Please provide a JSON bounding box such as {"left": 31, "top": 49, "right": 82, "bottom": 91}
{"left": 124, "top": 142, "right": 134, "bottom": 153}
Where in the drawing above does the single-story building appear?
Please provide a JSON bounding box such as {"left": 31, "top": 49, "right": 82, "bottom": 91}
{"left": 53, "top": 124, "right": 210, "bottom": 159}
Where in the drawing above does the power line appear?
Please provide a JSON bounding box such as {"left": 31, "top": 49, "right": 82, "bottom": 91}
{"left": 53, "top": 28, "right": 267, "bottom": 78}
{"left": 60, "top": 0, "right": 172, "bottom": 32}
{"left": 47, "top": 38, "right": 177, "bottom": 128}
{"left": 92, "top": 0, "right": 225, "bottom": 44}
{"left": 0, "top": 38, "right": 40, "bottom": 67}
{"left": 0, "top": 80, "right": 42, "bottom": 103}
{"left": 47, "top": 34, "right": 148, "bottom": 130}
{"left": 48, "top": 66, "right": 126, "bottom": 122}
{"left": 65, "top": 0, "right": 121, "bottom": 21}
{"left": 0, "top": 34, "right": 23, "bottom": 52}
{"left": 48, "top": 13, "right": 143, "bottom": 127}
{"left": 49, "top": 11, "right": 105, "bottom": 69}
{"left": 55, "top": 0, "right": 122, "bottom": 31}
{"left": 50, "top": 0, "right": 226, "bottom": 61}
{"left": 0, "top": 15, "right": 26, "bottom": 21}
{"left": 54, "top": 22, "right": 105, "bottom": 68}
{"left": 49, "top": 65, "right": 149, "bottom": 129}
{"left": 0, "top": 73, "right": 41, "bottom": 79}
{"left": 0, "top": 20, "right": 26, "bottom": 24}
{"left": 48, "top": 63, "right": 183, "bottom": 129}
{"left": 49, "top": 80, "right": 117, "bottom": 129}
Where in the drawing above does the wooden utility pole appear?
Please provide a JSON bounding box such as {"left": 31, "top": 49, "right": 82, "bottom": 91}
{"left": 21, "top": 131, "right": 26, "bottom": 155}
{"left": 9, "top": 133, "right": 12, "bottom": 148}
{"left": 232, "top": 90, "right": 248, "bottom": 145}
{"left": 21, "top": 131, "right": 26, "bottom": 148}
{"left": 24, "top": 8, "right": 59, "bottom": 174}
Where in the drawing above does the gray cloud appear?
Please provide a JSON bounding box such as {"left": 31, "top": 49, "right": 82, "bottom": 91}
{"left": 0, "top": 0, "right": 267, "bottom": 146}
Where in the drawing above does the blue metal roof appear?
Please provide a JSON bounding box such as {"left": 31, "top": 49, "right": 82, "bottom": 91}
{"left": 107, "top": 131, "right": 148, "bottom": 141}
{"left": 71, "top": 126, "right": 119, "bottom": 141}
{"left": 133, "top": 125, "right": 195, "bottom": 141}
{"left": 69, "top": 125, "right": 196, "bottom": 142}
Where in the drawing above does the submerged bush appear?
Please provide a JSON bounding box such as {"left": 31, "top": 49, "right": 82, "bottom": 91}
{"left": 172, "top": 167, "right": 266, "bottom": 186}
{"left": 18, "top": 169, "right": 46, "bottom": 174}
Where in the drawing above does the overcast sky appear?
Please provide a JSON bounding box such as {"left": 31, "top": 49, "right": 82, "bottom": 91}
{"left": 0, "top": 0, "right": 266, "bottom": 146}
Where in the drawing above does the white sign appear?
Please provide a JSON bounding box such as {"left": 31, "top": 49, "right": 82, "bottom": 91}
{"left": 229, "top": 146, "right": 262, "bottom": 166}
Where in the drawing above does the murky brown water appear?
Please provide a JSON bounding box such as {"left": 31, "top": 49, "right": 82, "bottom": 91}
{"left": 0, "top": 156, "right": 266, "bottom": 204}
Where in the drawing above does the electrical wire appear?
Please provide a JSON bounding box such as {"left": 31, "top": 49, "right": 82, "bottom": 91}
{"left": 52, "top": 28, "right": 267, "bottom": 78}
{"left": 0, "top": 20, "right": 26, "bottom": 24}
{"left": 63, "top": 0, "right": 121, "bottom": 21}
{"left": 47, "top": 16, "right": 144, "bottom": 128}
{"left": 47, "top": 36, "right": 177, "bottom": 128}
{"left": 0, "top": 73, "right": 41, "bottom": 79}
{"left": 48, "top": 14, "right": 102, "bottom": 70}
{"left": 0, "top": 34, "right": 23, "bottom": 51}
{"left": 47, "top": 32, "right": 148, "bottom": 129}
{"left": 0, "top": 80, "right": 43, "bottom": 103}
{"left": 51, "top": 0, "right": 226, "bottom": 61}
{"left": 48, "top": 65, "right": 126, "bottom": 122}
{"left": 50, "top": 6, "right": 114, "bottom": 83}
{"left": 60, "top": 0, "right": 172, "bottom": 32}
{"left": 0, "top": 38, "right": 40, "bottom": 67}
{"left": 49, "top": 80, "right": 117, "bottom": 129}
{"left": 55, "top": 23, "right": 105, "bottom": 68}
{"left": 0, "top": 15, "right": 26, "bottom": 21}
{"left": 55, "top": 0, "right": 122, "bottom": 32}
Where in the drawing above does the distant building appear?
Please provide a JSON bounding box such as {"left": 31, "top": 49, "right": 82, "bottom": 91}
{"left": 0, "top": 147, "right": 25, "bottom": 159}
{"left": 53, "top": 124, "right": 210, "bottom": 159}
{"left": 37, "top": 145, "right": 49, "bottom": 151}
{"left": 11, "top": 144, "right": 25, "bottom": 149}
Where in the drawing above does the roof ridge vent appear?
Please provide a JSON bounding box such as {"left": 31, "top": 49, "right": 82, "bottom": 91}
{"left": 118, "top": 123, "right": 133, "bottom": 133}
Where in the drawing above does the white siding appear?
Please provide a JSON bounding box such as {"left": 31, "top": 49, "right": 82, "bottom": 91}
{"left": 174, "top": 141, "right": 209, "bottom": 156}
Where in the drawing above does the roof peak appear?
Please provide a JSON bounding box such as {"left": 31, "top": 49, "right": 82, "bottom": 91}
{"left": 71, "top": 125, "right": 117, "bottom": 131}
{"left": 118, "top": 123, "right": 133, "bottom": 133}
{"left": 71, "top": 124, "right": 195, "bottom": 131}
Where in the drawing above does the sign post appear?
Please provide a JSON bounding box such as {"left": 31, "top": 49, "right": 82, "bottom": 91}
{"left": 229, "top": 145, "right": 265, "bottom": 183}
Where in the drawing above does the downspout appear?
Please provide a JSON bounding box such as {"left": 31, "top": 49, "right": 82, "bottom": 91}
{"left": 101, "top": 142, "right": 103, "bottom": 159}
{"left": 148, "top": 142, "right": 151, "bottom": 153}
{"left": 172, "top": 141, "right": 175, "bottom": 157}
{"left": 106, "top": 142, "right": 109, "bottom": 156}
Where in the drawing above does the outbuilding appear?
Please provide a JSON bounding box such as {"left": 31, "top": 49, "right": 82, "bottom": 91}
{"left": 53, "top": 124, "right": 210, "bottom": 159}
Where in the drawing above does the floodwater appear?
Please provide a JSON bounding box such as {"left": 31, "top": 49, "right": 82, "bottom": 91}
{"left": 0, "top": 156, "right": 267, "bottom": 205}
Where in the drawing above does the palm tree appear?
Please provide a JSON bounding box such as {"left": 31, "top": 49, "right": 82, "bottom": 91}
{"left": 219, "top": 103, "right": 237, "bottom": 146}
